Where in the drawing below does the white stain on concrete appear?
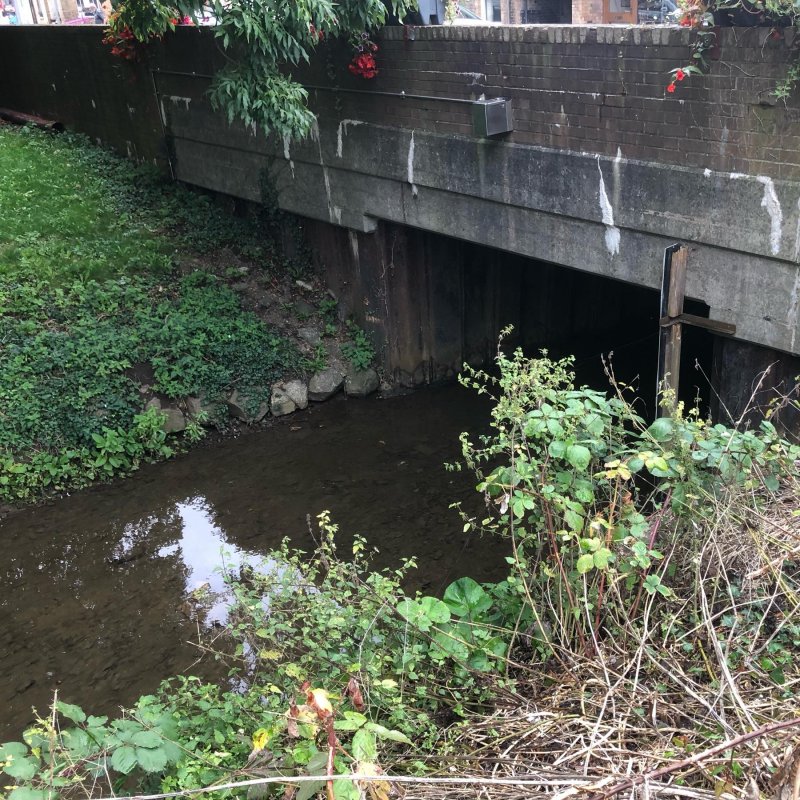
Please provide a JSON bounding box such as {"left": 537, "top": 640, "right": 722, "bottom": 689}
{"left": 757, "top": 176, "right": 783, "bottom": 256}
{"left": 793, "top": 197, "right": 800, "bottom": 262}
{"left": 282, "top": 134, "right": 295, "bottom": 179}
{"left": 703, "top": 168, "right": 712, "bottom": 177}
{"left": 167, "top": 95, "right": 192, "bottom": 111}
{"left": 720, "top": 125, "right": 729, "bottom": 158}
{"left": 51, "top": 83, "right": 56, "bottom": 91}
{"left": 407, "top": 131, "right": 417, "bottom": 197}
{"left": 597, "top": 157, "right": 620, "bottom": 257}
{"left": 348, "top": 230, "right": 360, "bottom": 261}
{"left": 455, "top": 71, "right": 485, "bottom": 80}
{"left": 730, "top": 172, "right": 745, "bottom": 180}
{"left": 160, "top": 95, "right": 191, "bottom": 126}
{"left": 311, "top": 119, "right": 335, "bottom": 224}
{"left": 91, "top": 99, "right": 96, "bottom": 109}
{"left": 336, "top": 119, "right": 364, "bottom": 159}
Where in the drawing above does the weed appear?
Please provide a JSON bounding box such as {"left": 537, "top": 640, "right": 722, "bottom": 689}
{"left": 341, "top": 321, "right": 375, "bottom": 372}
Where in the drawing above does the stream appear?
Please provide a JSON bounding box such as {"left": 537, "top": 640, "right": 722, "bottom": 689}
{"left": 0, "top": 384, "right": 509, "bottom": 738}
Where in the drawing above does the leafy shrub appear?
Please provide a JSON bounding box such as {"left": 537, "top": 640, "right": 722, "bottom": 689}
{"left": 455, "top": 331, "right": 800, "bottom": 657}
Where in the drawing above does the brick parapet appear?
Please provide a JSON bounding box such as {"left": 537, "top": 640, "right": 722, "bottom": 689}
{"left": 302, "top": 25, "right": 800, "bottom": 180}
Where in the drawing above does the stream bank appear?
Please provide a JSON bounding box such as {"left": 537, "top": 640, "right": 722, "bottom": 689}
{"left": 0, "top": 383, "right": 508, "bottom": 739}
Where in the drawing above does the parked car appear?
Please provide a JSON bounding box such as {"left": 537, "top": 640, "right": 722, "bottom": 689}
{"left": 637, "top": 0, "right": 678, "bottom": 23}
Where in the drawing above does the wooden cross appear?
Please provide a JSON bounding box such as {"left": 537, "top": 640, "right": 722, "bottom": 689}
{"left": 656, "top": 244, "right": 736, "bottom": 414}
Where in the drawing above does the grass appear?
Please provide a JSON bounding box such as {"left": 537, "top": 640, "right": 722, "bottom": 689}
{"left": 0, "top": 124, "right": 299, "bottom": 505}
{"left": 0, "top": 127, "right": 171, "bottom": 281}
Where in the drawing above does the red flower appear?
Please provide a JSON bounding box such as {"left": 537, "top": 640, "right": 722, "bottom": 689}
{"left": 169, "top": 17, "right": 178, "bottom": 24}
{"left": 675, "top": 68, "right": 685, "bottom": 81}
{"left": 349, "top": 51, "right": 378, "bottom": 78}
{"left": 666, "top": 82, "right": 676, "bottom": 93}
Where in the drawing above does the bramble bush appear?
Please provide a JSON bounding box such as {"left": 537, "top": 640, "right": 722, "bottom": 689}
{"left": 453, "top": 330, "right": 800, "bottom": 668}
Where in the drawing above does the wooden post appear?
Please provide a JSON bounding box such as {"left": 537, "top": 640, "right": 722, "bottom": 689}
{"left": 656, "top": 244, "right": 737, "bottom": 417}
{"left": 657, "top": 244, "right": 688, "bottom": 414}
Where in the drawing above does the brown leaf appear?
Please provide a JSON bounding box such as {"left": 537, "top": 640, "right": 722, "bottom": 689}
{"left": 307, "top": 688, "right": 333, "bottom": 719}
{"left": 358, "top": 761, "right": 393, "bottom": 800}
{"left": 344, "top": 677, "right": 365, "bottom": 712}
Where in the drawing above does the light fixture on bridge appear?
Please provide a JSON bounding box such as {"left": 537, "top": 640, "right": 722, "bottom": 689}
{"left": 472, "top": 99, "right": 513, "bottom": 138}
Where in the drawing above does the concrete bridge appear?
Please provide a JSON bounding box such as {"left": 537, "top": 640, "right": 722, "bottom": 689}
{"left": 1, "top": 24, "right": 799, "bottom": 420}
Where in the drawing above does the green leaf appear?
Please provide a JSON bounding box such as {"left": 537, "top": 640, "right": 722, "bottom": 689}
{"left": 352, "top": 729, "right": 377, "bottom": 763}
{"left": 548, "top": 440, "right": 566, "bottom": 459}
{"left": 565, "top": 444, "right": 591, "bottom": 471}
{"left": 363, "top": 723, "right": 412, "bottom": 744}
{"left": 297, "top": 780, "right": 326, "bottom": 800}
{"left": 3, "top": 755, "right": 38, "bottom": 781}
{"left": 646, "top": 417, "right": 674, "bottom": 442}
{"left": 9, "top": 789, "right": 51, "bottom": 800}
{"left": 334, "top": 712, "right": 367, "bottom": 732}
{"left": 333, "top": 779, "right": 360, "bottom": 800}
{"left": 396, "top": 597, "right": 450, "bottom": 631}
{"left": 0, "top": 742, "right": 30, "bottom": 760}
{"left": 135, "top": 745, "right": 168, "bottom": 773}
{"left": 593, "top": 547, "right": 613, "bottom": 569}
{"left": 443, "top": 577, "right": 492, "bottom": 619}
{"left": 110, "top": 745, "right": 138, "bottom": 774}
{"left": 307, "top": 751, "right": 329, "bottom": 774}
{"left": 576, "top": 553, "right": 594, "bottom": 574}
{"left": 131, "top": 730, "right": 162, "bottom": 748}
{"left": 56, "top": 701, "right": 86, "bottom": 723}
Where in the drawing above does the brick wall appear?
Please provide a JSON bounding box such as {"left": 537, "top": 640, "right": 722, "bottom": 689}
{"left": 294, "top": 25, "right": 800, "bottom": 181}
{"left": 2, "top": 24, "right": 799, "bottom": 181}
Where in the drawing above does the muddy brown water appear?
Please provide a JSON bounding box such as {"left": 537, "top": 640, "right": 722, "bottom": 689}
{"left": 0, "top": 384, "right": 510, "bottom": 739}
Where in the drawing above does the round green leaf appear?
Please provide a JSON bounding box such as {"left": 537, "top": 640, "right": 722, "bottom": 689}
{"left": 646, "top": 418, "right": 674, "bottom": 442}
{"left": 576, "top": 553, "right": 594, "bottom": 574}
{"left": 0, "top": 742, "right": 30, "bottom": 760}
{"left": 55, "top": 701, "right": 86, "bottom": 724}
{"left": 130, "top": 730, "right": 162, "bottom": 749}
{"left": 443, "top": 577, "right": 491, "bottom": 619}
{"left": 3, "top": 755, "right": 39, "bottom": 781}
{"left": 9, "top": 789, "right": 52, "bottom": 800}
{"left": 565, "top": 444, "right": 591, "bottom": 471}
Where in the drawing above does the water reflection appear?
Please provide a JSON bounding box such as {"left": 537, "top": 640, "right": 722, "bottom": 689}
{"left": 0, "top": 386, "right": 509, "bottom": 738}
{"left": 155, "top": 498, "right": 267, "bottom": 624}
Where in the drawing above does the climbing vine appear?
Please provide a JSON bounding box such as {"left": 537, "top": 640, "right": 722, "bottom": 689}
{"left": 106, "top": 0, "right": 416, "bottom": 139}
